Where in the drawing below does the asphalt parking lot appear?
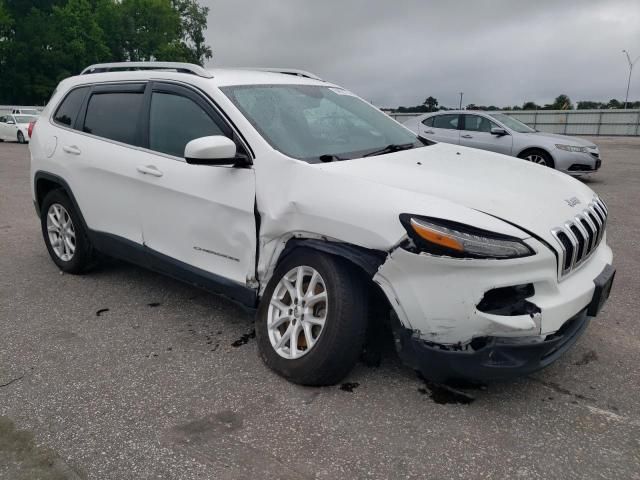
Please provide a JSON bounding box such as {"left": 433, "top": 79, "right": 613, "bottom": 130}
{"left": 1, "top": 138, "right": 639, "bottom": 479}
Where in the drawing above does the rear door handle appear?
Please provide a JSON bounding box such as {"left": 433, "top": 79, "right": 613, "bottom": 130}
{"left": 424, "top": 130, "right": 434, "bottom": 134}
{"left": 461, "top": 134, "right": 473, "bottom": 139}
{"left": 136, "top": 165, "right": 163, "bottom": 177}
{"left": 62, "top": 145, "right": 81, "bottom": 155}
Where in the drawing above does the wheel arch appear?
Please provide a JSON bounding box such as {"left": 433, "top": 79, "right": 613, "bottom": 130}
{"left": 275, "top": 238, "right": 388, "bottom": 279}
{"left": 265, "top": 237, "right": 393, "bottom": 320}
{"left": 516, "top": 146, "right": 555, "bottom": 167}
{"left": 34, "top": 172, "right": 88, "bottom": 231}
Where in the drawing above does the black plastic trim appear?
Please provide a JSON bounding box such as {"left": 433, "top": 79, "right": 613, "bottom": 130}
{"left": 89, "top": 231, "right": 257, "bottom": 307}
{"left": 280, "top": 238, "right": 387, "bottom": 277}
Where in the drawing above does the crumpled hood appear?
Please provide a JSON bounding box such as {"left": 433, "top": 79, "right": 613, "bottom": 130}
{"left": 317, "top": 142, "right": 597, "bottom": 245}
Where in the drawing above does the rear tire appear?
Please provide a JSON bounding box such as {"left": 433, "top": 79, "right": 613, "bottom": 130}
{"left": 518, "top": 149, "right": 554, "bottom": 168}
{"left": 40, "top": 190, "right": 97, "bottom": 274}
{"left": 256, "top": 248, "right": 368, "bottom": 386}
{"left": 17, "top": 131, "right": 25, "bottom": 144}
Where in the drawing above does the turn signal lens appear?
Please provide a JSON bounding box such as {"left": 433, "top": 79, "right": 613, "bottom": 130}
{"left": 410, "top": 218, "right": 464, "bottom": 252}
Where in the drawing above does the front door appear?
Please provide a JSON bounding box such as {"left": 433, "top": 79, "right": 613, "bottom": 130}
{"left": 459, "top": 114, "right": 513, "bottom": 155}
{"left": 136, "top": 82, "right": 257, "bottom": 286}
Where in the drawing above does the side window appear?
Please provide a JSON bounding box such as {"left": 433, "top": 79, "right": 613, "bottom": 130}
{"left": 432, "top": 114, "right": 459, "bottom": 130}
{"left": 149, "top": 92, "right": 225, "bottom": 158}
{"left": 0, "top": 116, "right": 5, "bottom": 123}
{"left": 422, "top": 116, "right": 434, "bottom": 127}
{"left": 462, "top": 115, "right": 494, "bottom": 133}
{"left": 53, "top": 87, "right": 89, "bottom": 128}
{"left": 83, "top": 92, "right": 144, "bottom": 145}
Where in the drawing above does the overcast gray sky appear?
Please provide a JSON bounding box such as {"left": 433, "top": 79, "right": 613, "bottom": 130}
{"left": 204, "top": 0, "right": 640, "bottom": 108}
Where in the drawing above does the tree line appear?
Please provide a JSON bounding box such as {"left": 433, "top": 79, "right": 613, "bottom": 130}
{"left": 0, "top": 0, "right": 212, "bottom": 105}
{"left": 394, "top": 94, "right": 640, "bottom": 113}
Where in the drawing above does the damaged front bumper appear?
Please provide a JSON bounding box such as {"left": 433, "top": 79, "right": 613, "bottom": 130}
{"left": 374, "top": 236, "right": 614, "bottom": 382}
{"left": 394, "top": 309, "right": 590, "bottom": 383}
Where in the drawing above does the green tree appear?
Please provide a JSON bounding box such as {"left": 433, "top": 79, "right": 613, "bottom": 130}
{"left": 606, "top": 99, "right": 622, "bottom": 109}
{"left": 422, "top": 96, "right": 438, "bottom": 112}
{"left": 0, "top": 0, "right": 213, "bottom": 104}
{"left": 577, "top": 101, "right": 603, "bottom": 110}
{"left": 51, "top": 0, "right": 110, "bottom": 79}
{"left": 550, "top": 94, "right": 573, "bottom": 110}
{"left": 522, "top": 101, "right": 540, "bottom": 110}
{"left": 172, "top": 0, "right": 212, "bottom": 64}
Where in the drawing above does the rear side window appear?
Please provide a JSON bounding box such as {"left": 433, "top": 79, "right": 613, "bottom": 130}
{"left": 422, "top": 116, "right": 434, "bottom": 127}
{"left": 433, "top": 114, "right": 459, "bottom": 130}
{"left": 83, "top": 92, "right": 143, "bottom": 145}
{"left": 53, "top": 87, "right": 89, "bottom": 128}
{"left": 149, "top": 92, "right": 225, "bottom": 157}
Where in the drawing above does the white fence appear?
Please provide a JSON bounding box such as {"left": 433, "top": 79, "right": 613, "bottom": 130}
{"left": 388, "top": 109, "right": 640, "bottom": 136}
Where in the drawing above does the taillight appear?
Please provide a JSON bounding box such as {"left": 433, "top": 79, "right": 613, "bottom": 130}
{"left": 28, "top": 120, "right": 36, "bottom": 138}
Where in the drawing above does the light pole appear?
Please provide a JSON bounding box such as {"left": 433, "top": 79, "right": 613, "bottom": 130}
{"left": 459, "top": 92, "right": 464, "bottom": 110}
{"left": 622, "top": 50, "right": 639, "bottom": 109}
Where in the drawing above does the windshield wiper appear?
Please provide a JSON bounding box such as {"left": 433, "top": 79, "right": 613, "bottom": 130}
{"left": 363, "top": 143, "right": 415, "bottom": 157}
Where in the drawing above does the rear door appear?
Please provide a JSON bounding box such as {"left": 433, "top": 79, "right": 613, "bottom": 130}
{"left": 136, "top": 81, "right": 257, "bottom": 286}
{"left": 423, "top": 114, "right": 461, "bottom": 145}
{"left": 56, "top": 83, "right": 150, "bottom": 244}
{"left": 459, "top": 114, "right": 513, "bottom": 155}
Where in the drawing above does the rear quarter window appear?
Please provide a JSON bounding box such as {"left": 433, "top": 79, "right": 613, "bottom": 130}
{"left": 53, "top": 87, "right": 89, "bottom": 128}
{"left": 422, "top": 116, "right": 434, "bottom": 127}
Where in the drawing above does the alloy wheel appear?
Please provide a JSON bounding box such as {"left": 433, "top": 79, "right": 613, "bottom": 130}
{"left": 46, "top": 203, "right": 76, "bottom": 261}
{"left": 267, "top": 266, "right": 328, "bottom": 359}
{"left": 525, "top": 154, "right": 547, "bottom": 165}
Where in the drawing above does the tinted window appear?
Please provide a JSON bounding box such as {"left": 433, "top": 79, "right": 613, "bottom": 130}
{"left": 462, "top": 114, "right": 496, "bottom": 133}
{"left": 149, "top": 92, "right": 225, "bottom": 157}
{"left": 53, "top": 87, "right": 89, "bottom": 128}
{"left": 433, "top": 114, "right": 459, "bottom": 130}
{"left": 83, "top": 92, "right": 143, "bottom": 145}
{"left": 422, "top": 116, "right": 434, "bottom": 127}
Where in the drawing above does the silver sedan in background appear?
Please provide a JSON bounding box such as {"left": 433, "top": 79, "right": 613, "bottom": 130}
{"left": 403, "top": 110, "right": 601, "bottom": 176}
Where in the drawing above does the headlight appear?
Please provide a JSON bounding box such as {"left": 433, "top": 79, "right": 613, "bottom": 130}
{"left": 556, "top": 144, "right": 587, "bottom": 153}
{"left": 400, "top": 215, "right": 534, "bottom": 259}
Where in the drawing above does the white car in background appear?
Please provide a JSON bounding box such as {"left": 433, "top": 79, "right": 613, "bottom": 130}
{"left": 29, "top": 62, "right": 614, "bottom": 385}
{"left": 0, "top": 113, "right": 36, "bottom": 143}
{"left": 403, "top": 111, "right": 601, "bottom": 176}
{"left": 12, "top": 108, "right": 41, "bottom": 116}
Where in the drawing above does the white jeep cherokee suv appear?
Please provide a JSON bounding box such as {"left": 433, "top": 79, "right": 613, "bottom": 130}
{"left": 30, "top": 62, "right": 615, "bottom": 385}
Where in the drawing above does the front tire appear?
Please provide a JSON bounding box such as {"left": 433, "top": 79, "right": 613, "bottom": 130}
{"left": 518, "top": 148, "right": 554, "bottom": 168}
{"left": 256, "top": 249, "right": 368, "bottom": 386}
{"left": 40, "top": 190, "right": 96, "bottom": 273}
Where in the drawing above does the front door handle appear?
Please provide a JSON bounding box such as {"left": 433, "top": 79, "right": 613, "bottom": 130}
{"left": 423, "top": 130, "right": 435, "bottom": 134}
{"left": 62, "top": 145, "right": 81, "bottom": 155}
{"left": 136, "top": 165, "right": 163, "bottom": 177}
{"left": 461, "top": 134, "right": 473, "bottom": 139}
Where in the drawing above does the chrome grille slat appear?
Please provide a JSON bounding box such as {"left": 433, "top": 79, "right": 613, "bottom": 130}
{"left": 552, "top": 197, "right": 608, "bottom": 279}
{"left": 579, "top": 213, "right": 598, "bottom": 252}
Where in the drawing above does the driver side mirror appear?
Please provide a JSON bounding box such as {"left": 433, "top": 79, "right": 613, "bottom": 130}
{"left": 184, "top": 136, "right": 250, "bottom": 167}
{"left": 6, "top": 120, "right": 15, "bottom": 125}
{"left": 491, "top": 127, "right": 507, "bottom": 136}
